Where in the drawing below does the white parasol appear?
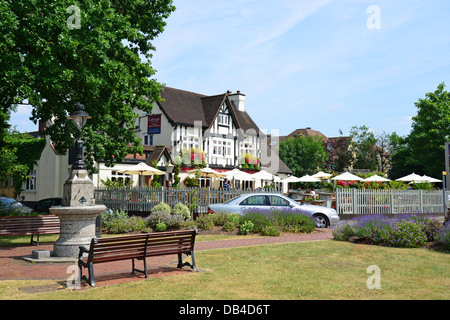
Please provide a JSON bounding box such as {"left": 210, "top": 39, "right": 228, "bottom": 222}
{"left": 362, "top": 174, "right": 391, "bottom": 182}
{"left": 332, "top": 171, "right": 363, "bottom": 181}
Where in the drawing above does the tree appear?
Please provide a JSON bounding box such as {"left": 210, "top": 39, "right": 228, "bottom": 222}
{"left": 407, "top": 83, "right": 450, "bottom": 178}
{"left": 326, "top": 130, "right": 354, "bottom": 172}
{"left": 0, "top": 0, "right": 175, "bottom": 172}
{"left": 349, "top": 125, "right": 378, "bottom": 171}
{"left": 279, "top": 135, "right": 328, "bottom": 177}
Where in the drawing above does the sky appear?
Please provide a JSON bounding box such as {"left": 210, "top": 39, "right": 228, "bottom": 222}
{"left": 10, "top": 0, "right": 450, "bottom": 139}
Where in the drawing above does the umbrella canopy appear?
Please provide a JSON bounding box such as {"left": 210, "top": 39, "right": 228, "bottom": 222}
{"left": 332, "top": 172, "right": 363, "bottom": 181}
{"left": 186, "top": 167, "right": 227, "bottom": 178}
{"left": 297, "top": 175, "right": 321, "bottom": 183}
{"left": 251, "top": 169, "right": 276, "bottom": 180}
{"left": 362, "top": 174, "right": 391, "bottom": 182}
{"left": 282, "top": 175, "right": 303, "bottom": 183}
{"left": 395, "top": 173, "right": 429, "bottom": 183}
{"left": 312, "top": 171, "right": 332, "bottom": 179}
{"left": 118, "top": 162, "right": 164, "bottom": 176}
{"left": 421, "top": 175, "right": 442, "bottom": 183}
{"left": 223, "top": 169, "right": 255, "bottom": 180}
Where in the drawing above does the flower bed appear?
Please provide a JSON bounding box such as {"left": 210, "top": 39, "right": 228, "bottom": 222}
{"left": 332, "top": 213, "right": 449, "bottom": 249}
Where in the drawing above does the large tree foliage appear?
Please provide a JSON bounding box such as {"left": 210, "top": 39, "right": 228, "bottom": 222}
{"left": 279, "top": 135, "right": 328, "bottom": 177}
{"left": 0, "top": 0, "right": 175, "bottom": 172}
{"left": 390, "top": 83, "right": 450, "bottom": 179}
{"left": 349, "top": 125, "right": 378, "bottom": 171}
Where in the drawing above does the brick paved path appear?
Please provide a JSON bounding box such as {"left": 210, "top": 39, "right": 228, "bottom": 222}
{"left": 0, "top": 229, "right": 333, "bottom": 288}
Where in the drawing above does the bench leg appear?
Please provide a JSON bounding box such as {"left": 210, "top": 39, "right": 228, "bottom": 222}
{"left": 30, "top": 234, "right": 39, "bottom": 246}
{"left": 177, "top": 253, "right": 198, "bottom": 272}
{"left": 80, "top": 262, "right": 95, "bottom": 287}
{"left": 132, "top": 258, "right": 148, "bottom": 278}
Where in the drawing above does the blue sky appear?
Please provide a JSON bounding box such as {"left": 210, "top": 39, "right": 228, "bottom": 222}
{"left": 10, "top": 0, "right": 450, "bottom": 138}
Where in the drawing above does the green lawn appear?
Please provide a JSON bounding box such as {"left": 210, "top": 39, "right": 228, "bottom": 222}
{"left": 1, "top": 239, "right": 448, "bottom": 300}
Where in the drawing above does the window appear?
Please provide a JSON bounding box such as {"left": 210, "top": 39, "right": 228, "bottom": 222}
{"left": 182, "top": 136, "right": 200, "bottom": 150}
{"left": 268, "top": 195, "right": 290, "bottom": 206}
{"left": 212, "top": 139, "right": 232, "bottom": 157}
{"left": 24, "top": 170, "right": 36, "bottom": 191}
{"left": 111, "top": 171, "right": 131, "bottom": 186}
{"left": 240, "top": 195, "right": 267, "bottom": 206}
{"left": 143, "top": 134, "right": 153, "bottom": 145}
{"left": 218, "top": 113, "right": 229, "bottom": 126}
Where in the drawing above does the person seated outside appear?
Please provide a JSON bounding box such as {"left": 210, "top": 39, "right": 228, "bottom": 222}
{"left": 223, "top": 179, "right": 231, "bottom": 190}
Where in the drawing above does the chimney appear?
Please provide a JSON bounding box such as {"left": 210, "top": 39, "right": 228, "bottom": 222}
{"left": 228, "top": 90, "right": 246, "bottom": 112}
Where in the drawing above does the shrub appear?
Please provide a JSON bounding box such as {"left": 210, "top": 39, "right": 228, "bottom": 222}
{"left": 223, "top": 221, "right": 237, "bottom": 232}
{"left": 272, "top": 209, "right": 316, "bottom": 233}
{"left": 435, "top": 223, "right": 450, "bottom": 250}
{"left": 101, "top": 209, "right": 129, "bottom": 227}
{"left": 240, "top": 220, "right": 254, "bottom": 235}
{"left": 228, "top": 213, "right": 240, "bottom": 224}
{"left": 152, "top": 202, "right": 171, "bottom": 214}
{"left": 146, "top": 211, "right": 185, "bottom": 230}
{"left": 388, "top": 221, "right": 427, "bottom": 248}
{"left": 332, "top": 221, "right": 356, "bottom": 241}
{"left": 333, "top": 213, "right": 444, "bottom": 249}
{"left": 195, "top": 214, "right": 214, "bottom": 230}
{"left": 156, "top": 221, "right": 167, "bottom": 232}
{"left": 105, "top": 216, "right": 147, "bottom": 234}
{"left": 261, "top": 225, "right": 280, "bottom": 237}
{"left": 211, "top": 212, "right": 229, "bottom": 226}
{"left": 171, "top": 202, "right": 191, "bottom": 220}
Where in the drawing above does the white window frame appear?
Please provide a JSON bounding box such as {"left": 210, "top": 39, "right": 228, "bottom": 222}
{"left": 143, "top": 134, "right": 153, "bottom": 146}
{"left": 24, "top": 170, "right": 36, "bottom": 191}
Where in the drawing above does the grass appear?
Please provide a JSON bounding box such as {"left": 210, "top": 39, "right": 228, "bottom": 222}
{"left": 1, "top": 239, "right": 448, "bottom": 300}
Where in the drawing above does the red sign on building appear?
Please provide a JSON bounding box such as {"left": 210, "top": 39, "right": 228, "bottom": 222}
{"left": 148, "top": 114, "right": 161, "bottom": 134}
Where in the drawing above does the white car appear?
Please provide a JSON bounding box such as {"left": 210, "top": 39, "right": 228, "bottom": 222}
{"left": 208, "top": 193, "right": 340, "bottom": 228}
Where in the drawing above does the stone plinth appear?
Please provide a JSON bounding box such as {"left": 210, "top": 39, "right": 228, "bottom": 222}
{"left": 50, "top": 205, "right": 106, "bottom": 257}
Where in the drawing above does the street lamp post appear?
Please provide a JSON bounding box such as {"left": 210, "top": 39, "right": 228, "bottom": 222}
{"left": 166, "top": 161, "right": 174, "bottom": 186}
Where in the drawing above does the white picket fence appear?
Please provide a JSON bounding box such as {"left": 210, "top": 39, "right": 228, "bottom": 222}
{"left": 335, "top": 189, "right": 449, "bottom": 215}
{"left": 94, "top": 187, "right": 283, "bottom": 214}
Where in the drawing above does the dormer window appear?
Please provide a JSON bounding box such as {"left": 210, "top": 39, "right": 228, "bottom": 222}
{"left": 218, "top": 113, "right": 229, "bottom": 126}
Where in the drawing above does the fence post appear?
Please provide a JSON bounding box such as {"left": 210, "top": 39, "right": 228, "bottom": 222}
{"left": 352, "top": 188, "right": 357, "bottom": 214}
{"left": 419, "top": 190, "right": 423, "bottom": 212}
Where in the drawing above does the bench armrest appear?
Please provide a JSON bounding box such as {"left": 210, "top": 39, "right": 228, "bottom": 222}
{"left": 78, "top": 246, "right": 90, "bottom": 259}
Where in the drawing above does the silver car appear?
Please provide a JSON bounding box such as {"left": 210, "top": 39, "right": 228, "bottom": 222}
{"left": 208, "top": 193, "right": 340, "bottom": 228}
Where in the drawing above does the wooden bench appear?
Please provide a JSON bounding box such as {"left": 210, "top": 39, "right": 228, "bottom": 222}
{"left": 0, "top": 215, "right": 60, "bottom": 246}
{"left": 78, "top": 229, "right": 198, "bottom": 287}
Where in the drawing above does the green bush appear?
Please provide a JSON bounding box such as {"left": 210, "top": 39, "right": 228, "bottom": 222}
{"left": 195, "top": 214, "right": 214, "bottom": 230}
{"left": 240, "top": 220, "right": 254, "bottom": 235}
{"left": 101, "top": 209, "right": 129, "bottom": 227}
{"left": 261, "top": 225, "right": 280, "bottom": 237}
{"left": 332, "top": 222, "right": 356, "bottom": 241}
{"left": 105, "top": 216, "right": 147, "bottom": 234}
{"left": 222, "top": 221, "right": 237, "bottom": 232}
{"left": 156, "top": 221, "right": 167, "bottom": 232}
{"left": 146, "top": 211, "right": 185, "bottom": 230}
{"left": 227, "top": 213, "right": 240, "bottom": 224}
{"left": 211, "top": 212, "right": 229, "bottom": 226}
{"left": 171, "top": 202, "right": 191, "bottom": 220}
{"left": 388, "top": 221, "right": 427, "bottom": 248}
{"left": 152, "top": 202, "right": 171, "bottom": 214}
{"left": 435, "top": 223, "right": 450, "bottom": 249}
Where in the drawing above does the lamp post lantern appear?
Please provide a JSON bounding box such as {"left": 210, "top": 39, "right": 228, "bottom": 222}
{"left": 67, "top": 103, "right": 91, "bottom": 171}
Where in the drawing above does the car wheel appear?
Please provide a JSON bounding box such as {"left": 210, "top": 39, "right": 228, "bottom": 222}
{"left": 313, "top": 214, "right": 329, "bottom": 228}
